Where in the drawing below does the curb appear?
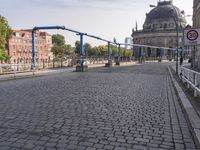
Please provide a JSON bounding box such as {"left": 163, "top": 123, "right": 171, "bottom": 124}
{"left": 168, "top": 66, "right": 200, "bottom": 149}
{"left": 0, "top": 62, "right": 138, "bottom": 81}
{"left": 0, "top": 68, "right": 75, "bottom": 81}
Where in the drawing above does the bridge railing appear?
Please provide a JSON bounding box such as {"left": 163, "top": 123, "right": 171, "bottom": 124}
{"left": 0, "top": 63, "right": 33, "bottom": 74}
{"left": 180, "top": 65, "right": 200, "bottom": 97}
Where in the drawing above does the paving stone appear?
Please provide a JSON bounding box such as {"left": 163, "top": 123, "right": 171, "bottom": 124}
{"left": 0, "top": 63, "right": 197, "bottom": 150}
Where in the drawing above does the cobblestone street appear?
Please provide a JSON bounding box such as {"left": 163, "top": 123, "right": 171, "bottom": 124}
{"left": 0, "top": 63, "right": 197, "bottom": 150}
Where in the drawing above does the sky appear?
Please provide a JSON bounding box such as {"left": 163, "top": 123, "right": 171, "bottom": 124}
{"left": 0, "top": 0, "right": 193, "bottom": 46}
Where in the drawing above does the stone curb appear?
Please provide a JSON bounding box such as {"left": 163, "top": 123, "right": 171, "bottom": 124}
{"left": 168, "top": 66, "right": 200, "bottom": 149}
{"left": 0, "top": 68, "right": 75, "bottom": 81}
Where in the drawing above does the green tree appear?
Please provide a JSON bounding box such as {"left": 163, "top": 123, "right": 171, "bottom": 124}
{"left": 84, "top": 43, "right": 92, "bottom": 57}
{"left": 52, "top": 34, "right": 65, "bottom": 46}
{"left": 126, "top": 51, "right": 133, "bottom": 57}
{"left": 64, "top": 44, "right": 74, "bottom": 56}
{"left": 75, "top": 41, "right": 80, "bottom": 54}
{"left": 0, "top": 15, "right": 12, "bottom": 62}
{"left": 51, "top": 34, "right": 68, "bottom": 57}
{"left": 110, "top": 45, "right": 118, "bottom": 57}
{"left": 90, "top": 47, "right": 99, "bottom": 56}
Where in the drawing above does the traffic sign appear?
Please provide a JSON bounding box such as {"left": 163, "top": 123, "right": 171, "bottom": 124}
{"left": 184, "top": 28, "right": 200, "bottom": 46}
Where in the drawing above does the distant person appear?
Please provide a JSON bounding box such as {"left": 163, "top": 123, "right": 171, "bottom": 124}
{"left": 180, "top": 57, "right": 183, "bottom": 65}
{"left": 188, "top": 58, "right": 191, "bottom": 63}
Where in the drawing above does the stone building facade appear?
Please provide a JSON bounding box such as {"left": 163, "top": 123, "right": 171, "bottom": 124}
{"left": 193, "top": 0, "right": 200, "bottom": 70}
{"left": 132, "top": 1, "right": 187, "bottom": 60}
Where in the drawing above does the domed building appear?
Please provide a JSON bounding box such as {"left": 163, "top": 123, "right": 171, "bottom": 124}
{"left": 132, "top": 0, "right": 187, "bottom": 60}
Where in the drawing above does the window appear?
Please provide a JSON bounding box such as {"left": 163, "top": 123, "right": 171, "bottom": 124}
{"left": 16, "top": 32, "right": 20, "bottom": 37}
{"left": 169, "top": 23, "right": 174, "bottom": 28}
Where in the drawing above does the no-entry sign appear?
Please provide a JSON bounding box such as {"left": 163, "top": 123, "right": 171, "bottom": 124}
{"left": 184, "top": 28, "right": 200, "bottom": 46}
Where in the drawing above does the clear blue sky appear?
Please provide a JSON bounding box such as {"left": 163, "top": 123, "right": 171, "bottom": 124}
{"left": 0, "top": 0, "right": 193, "bottom": 46}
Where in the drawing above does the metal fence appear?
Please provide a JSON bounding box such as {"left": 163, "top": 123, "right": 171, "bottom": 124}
{"left": 180, "top": 65, "right": 200, "bottom": 97}
{"left": 0, "top": 56, "right": 136, "bottom": 77}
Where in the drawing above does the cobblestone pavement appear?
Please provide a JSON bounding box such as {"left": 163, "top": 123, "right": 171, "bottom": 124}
{"left": 0, "top": 62, "right": 197, "bottom": 150}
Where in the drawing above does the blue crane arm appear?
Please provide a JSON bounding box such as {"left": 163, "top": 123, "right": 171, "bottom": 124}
{"left": 33, "top": 26, "right": 66, "bottom": 31}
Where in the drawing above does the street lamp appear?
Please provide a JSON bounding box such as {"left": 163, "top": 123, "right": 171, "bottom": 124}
{"left": 170, "top": 12, "right": 179, "bottom": 75}
{"left": 149, "top": 4, "right": 179, "bottom": 74}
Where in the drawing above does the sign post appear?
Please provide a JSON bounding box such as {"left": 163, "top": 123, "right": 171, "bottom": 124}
{"left": 184, "top": 28, "right": 200, "bottom": 46}
{"left": 184, "top": 28, "right": 200, "bottom": 72}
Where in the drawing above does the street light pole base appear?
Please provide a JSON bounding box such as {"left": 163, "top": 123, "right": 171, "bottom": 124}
{"left": 105, "top": 62, "right": 112, "bottom": 67}
{"left": 116, "top": 62, "right": 120, "bottom": 66}
{"left": 76, "top": 65, "right": 88, "bottom": 72}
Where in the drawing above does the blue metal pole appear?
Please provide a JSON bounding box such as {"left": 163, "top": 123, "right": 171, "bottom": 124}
{"left": 80, "top": 34, "right": 84, "bottom": 71}
{"left": 160, "top": 48, "right": 163, "bottom": 60}
{"left": 31, "top": 31, "right": 35, "bottom": 68}
{"left": 33, "top": 26, "right": 66, "bottom": 31}
{"left": 107, "top": 42, "right": 111, "bottom": 65}
{"left": 141, "top": 47, "right": 144, "bottom": 62}
{"left": 118, "top": 44, "right": 121, "bottom": 65}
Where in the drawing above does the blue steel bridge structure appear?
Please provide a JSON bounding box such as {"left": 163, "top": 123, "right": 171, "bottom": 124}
{"left": 31, "top": 25, "right": 177, "bottom": 71}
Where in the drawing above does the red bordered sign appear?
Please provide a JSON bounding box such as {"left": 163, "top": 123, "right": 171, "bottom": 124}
{"left": 184, "top": 28, "right": 200, "bottom": 46}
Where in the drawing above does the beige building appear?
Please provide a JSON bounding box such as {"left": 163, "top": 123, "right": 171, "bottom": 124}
{"left": 193, "top": 0, "right": 200, "bottom": 70}
{"left": 40, "top": 32, "right": 53, "bottom": 62}
{"left": 132, "top": 1, "right": 188, "bottom": 60}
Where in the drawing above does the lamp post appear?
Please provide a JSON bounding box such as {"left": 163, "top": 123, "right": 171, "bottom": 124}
{"left": 150, "top": 4, "right": 179, "bottom": 74}
{"left": 171, "top": 15, "right": 179, "bottom": 75}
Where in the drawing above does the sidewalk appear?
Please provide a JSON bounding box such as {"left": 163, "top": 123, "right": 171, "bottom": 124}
{"left": 169, "top": 63, "right": 200, "bottom": 149}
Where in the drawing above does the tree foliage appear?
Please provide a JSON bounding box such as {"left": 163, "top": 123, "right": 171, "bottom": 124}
{"left": 52, "top": 34, "right": 65, "bottom": 46}
{"left": 84, "top": 43, "right": 92, "bottom": 57}
{"left": 0, "top": 15, "right": 12, "bottom": 62}
{"left": 74, "top": 42, "right": 134, "bottom": 58}
{"left": 75, "top": 41, "right": 80, "bottom": 54}
{"left": 51, "top": 34, "right": 74, "bottom": 57}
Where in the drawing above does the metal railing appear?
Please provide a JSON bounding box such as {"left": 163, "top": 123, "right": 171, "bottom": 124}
{"left": 0, "top": 64, "right": 33, "bottom": 74}
{"left": 0, "top": 64, "right": 36, "bottom": 79}
{"left": 180, "top": 65, "right": 200, "bottom": 97}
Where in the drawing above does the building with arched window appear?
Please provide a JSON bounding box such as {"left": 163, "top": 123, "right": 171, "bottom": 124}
{"left": 7, "top": 30, "right": 52, "bottom": 64}
{"left": 132, "top": 1, "right": 188, "bottom": 60}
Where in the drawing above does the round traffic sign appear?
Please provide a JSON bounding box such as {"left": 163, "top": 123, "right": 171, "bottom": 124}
{"left": 187, "top": 30, "right": 199, "bottom": 41}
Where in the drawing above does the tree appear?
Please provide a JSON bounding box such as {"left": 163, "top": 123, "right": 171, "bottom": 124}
{"left": 0, "top": 15, "right": 12, "bottom": 62}
{"left": 52, "top": 34, "right": 65, "bottom": 46}
{"left": 110, "top": 45, "right": 118, "bottom": 57}
{"left": 75, "top": 41, "right": 80, "bottom": 54}
{"left": 84, "top": 43, "right": 92, "bottom": 57}
{"left": 51, "top": 44, "right": 66, "bottom": 57}
{"left": 51, "top": 34, "right": 68, "bottom": 57}
{"left": 64, "top": 44, "right": 75, "bottom": 56}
